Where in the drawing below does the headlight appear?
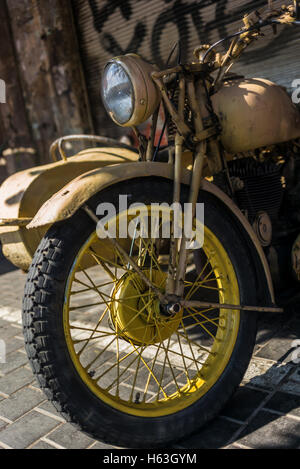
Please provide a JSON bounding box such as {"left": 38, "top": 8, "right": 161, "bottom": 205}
{"left": 101, "top": 54, "right": 160, "bottom": 127}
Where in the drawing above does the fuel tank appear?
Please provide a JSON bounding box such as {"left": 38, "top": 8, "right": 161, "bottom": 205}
{"left": 211, "top": 78, "right": 300, "bottom": 153}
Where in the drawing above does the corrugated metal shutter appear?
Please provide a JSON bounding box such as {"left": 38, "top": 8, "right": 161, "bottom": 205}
{"left": 72, "top": 0, "right": 300, "bottom": 137}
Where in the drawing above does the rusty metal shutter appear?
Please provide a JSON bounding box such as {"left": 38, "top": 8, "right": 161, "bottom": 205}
{"left": 72, "top": 0, "right": 300, "bottom": 137}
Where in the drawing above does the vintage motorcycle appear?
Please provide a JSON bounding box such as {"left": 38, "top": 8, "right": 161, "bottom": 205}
{"left": 1, "top": 1, "right": 300, "bottom": 448}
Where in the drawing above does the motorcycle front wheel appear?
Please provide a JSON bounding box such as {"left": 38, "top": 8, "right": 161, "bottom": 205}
{"left": 23, "top": 178, "right": 258, "bottom": 448}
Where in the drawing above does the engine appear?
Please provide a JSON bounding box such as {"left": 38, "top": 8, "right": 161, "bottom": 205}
{"left": 214, "top": 143, "right": 300, "bottom": 298}
{"left": 227, "top": 157, "right": 283, "bottom": 223}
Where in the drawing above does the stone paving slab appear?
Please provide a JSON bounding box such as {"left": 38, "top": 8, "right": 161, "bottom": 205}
{"left": 0, "top": 261, "right": 299, "bottom": 449}
{"left": 45, "top": 423, "right": 96, "bottom": 450}
{"left": 0, "top": 367, "right": 35, "bottom": 396}
{"left": 31, "top": 440, "right": 57, "bottom": 449}
{"left": 0, "top": 411, "right": 60, "bottom": 449}
{"left": 0, "top": 387, "right": 45, "bottom": 421}
{"left": 176, "top": 417, "right": 242, "bottom": 449}
{"left": 220, "top": 386, "right": 268, "bottom": 423}
{"left": 241, "top": 357, "right": 293, "bottom": 391}
{"left": 236, "top": 410, "right": 300, "bottom": 449}
{"left": 263, "top": 391, "right": 300, "bottom": 417}
{"left": 280, "top": 369, "right": 300, "bottom": 396}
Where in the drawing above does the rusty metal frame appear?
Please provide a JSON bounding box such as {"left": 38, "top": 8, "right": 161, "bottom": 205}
{"left": 50, "top": 134, "right": 137, "bottom": 162}
{"left": 181, "top": 300, "right": 283, "bottom": 313}
{"left": 0, "top": 217, "right": 32, "bottom": 227}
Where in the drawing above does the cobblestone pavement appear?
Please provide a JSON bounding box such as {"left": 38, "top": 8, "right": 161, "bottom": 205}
{"left": 0, "top": 254, "right": 299, "bottom": 449}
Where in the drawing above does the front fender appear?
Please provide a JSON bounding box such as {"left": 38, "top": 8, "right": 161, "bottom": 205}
{"left": 28, "top": 161, "right": 275, "bottom": 304}
{"left": 28, "top": 162, "right": 183, "bottom": 228}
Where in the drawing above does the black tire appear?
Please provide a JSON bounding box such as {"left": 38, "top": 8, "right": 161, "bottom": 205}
{"left": 23, "top": 177, "right": 258, "bottom": 448}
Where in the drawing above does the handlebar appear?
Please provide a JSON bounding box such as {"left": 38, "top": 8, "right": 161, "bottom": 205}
{"left": 202, "top": 2, "right": 300, "bottom": 64}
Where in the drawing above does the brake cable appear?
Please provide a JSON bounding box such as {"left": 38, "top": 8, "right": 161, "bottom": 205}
{"left": 152, "top": 41, "right": 182, "bottom": 162}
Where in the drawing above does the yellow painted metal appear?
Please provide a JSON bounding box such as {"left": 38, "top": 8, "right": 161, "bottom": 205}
{"left": 26, "top": 162, "right": 191, "bottom": 229}
{"left": 63, "top": 221, "right": 241, "bottom": 417}
{"left": 211, "top": 78, "right": 300, "bottom": 153}
{"left": 111, "top": 270, "right": 182, "bottom": 345}
{"left": 0, "top": 147, "right": 138, "bottom": 270}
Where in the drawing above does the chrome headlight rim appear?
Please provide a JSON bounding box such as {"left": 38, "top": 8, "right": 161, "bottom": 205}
{"left": 102, "top": 54, "right": 160, "bottom": 127}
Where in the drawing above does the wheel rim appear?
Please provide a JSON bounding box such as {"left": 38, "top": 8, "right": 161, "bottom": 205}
{"left": 63, "top": 208, "right": 240, "bottom": 417}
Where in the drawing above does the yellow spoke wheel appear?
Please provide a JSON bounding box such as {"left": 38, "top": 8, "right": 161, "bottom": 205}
{"left": 23, "top": 179, "right": 258, "bottom": 447}
{"left": 63, "top": 214, "right": 240, "bottom": 417}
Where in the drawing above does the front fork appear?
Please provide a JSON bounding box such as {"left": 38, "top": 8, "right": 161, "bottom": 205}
{"left": 166, "top": 77, "right": 207, "bottom": 301}
{"left": 165, "top": 135, "right": 206, "bottom": 299}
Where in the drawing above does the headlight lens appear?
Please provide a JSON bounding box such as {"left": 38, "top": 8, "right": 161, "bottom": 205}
{"left": 101, "top": 54, "right": 160, "bottom": 127}
{"left": 102, "top": 62, "right": 134, "bottom": 125}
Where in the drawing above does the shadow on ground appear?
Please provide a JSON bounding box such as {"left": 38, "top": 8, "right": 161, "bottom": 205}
{"left": 175, "top": 309, "right": 300, "bottom": 449}
{"left": 0, "top": 244, "right": 17, "bottom": 275}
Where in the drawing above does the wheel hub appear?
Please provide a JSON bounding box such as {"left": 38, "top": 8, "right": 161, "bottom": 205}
{"left": 110, "top": 270, "right": 183, "bottom": 345}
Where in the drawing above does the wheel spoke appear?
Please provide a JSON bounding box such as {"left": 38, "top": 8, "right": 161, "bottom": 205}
{"left": 77, "top": 308, "right": 110, "bottom": 357}
{"left": 138, "top": 235, "right": 164, "bottom": 275}
{"left": 155, "top": 341, "right": 169, "bottom": 400}
{"left": 84, "top": 335, "right": 117, "bottom": 371}
{"left": 188, "top": 307, "right": 221, "bottom": 329}
{"left": 69, "top": 301, "right": 108, "bottom": 311}
{"left": 98, "top": 345, "right": 144, "bottom": 387}
{"left": 115, "top": 323, "right": 120, "bottom": 397}
{"left": 179, "top": 320, "right": 201, "bottom": 374}
{"left": 142, "top": 343, "right": 162, "bottom": 402}
{"left": 180, "top": 317, "right": 220, "bottom": 333}
{"left": 63, "top": 209, "right": 240, "bottom": 415}
{"left": 176, "top": 327, "right": 214, "bottom": 356}
{"left": 186, "top": 308, "right": 218, "bottom": 339}
{"left": 159, "top": 335, "right": 181, "bottom": 394}
{"left": 88, "top": 247, "right": 117, "bottom": 281}
{"left": 128, "top": 339, "right": 168, "bottom": 399}
{"left": 186, "top": 268, "right": 216, "bottom": 300}
{"left": 104, "top": 349, "right": 143, "bottom": 393}
{"left": 146, "top": 340, "right": 206, "bottom": 366}
{"left": 70, "top": 280, "right": 114, "bottom": 295}
{"left": 129, "top": 346, "right": 144, "bottom": 403}
{"left": 185, "top": 258, "right": 211, "bottom": 300}
{"left": 73, "top": 333, "right": 114, "bottom": 345}
{"left": 176, "top": 332, "right": 189, "bottom": 378}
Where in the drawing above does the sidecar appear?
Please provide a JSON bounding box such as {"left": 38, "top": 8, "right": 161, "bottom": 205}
{"left": 0, "top": 136, "right": 139, "bottom": 271}
{"left": 0, "top": 134, "right": 196, "bottom": 272}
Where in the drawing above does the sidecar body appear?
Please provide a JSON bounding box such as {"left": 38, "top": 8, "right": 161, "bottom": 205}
{"left": 0, "top": 145, "right": 139, "bottom": 271}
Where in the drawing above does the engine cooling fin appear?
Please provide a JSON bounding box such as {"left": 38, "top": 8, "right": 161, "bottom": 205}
{"left": 215, "top": 158, "right": 283, "bottom": 223}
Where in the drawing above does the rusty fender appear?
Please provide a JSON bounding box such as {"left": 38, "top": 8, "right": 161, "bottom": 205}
{"left": 28, "top": 161, "right": 275, "bottom": 305}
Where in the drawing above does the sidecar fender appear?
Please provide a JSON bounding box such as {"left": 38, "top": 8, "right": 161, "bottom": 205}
{"left": 28, "top": 161, "right": 274, "bottom": 304}
{"left": 0, "top": 147, "right": 138, "bottom": 270}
